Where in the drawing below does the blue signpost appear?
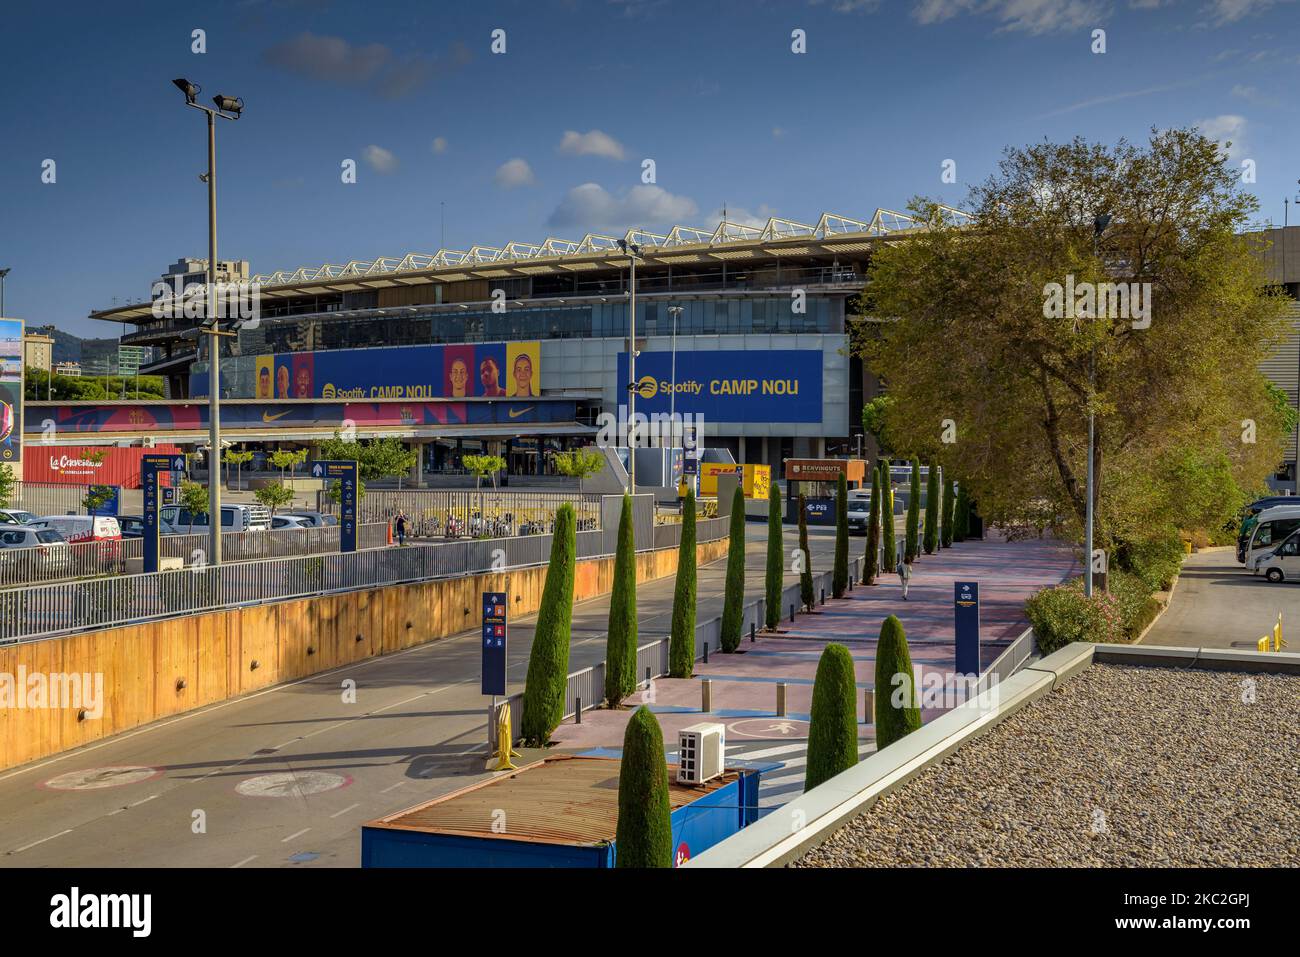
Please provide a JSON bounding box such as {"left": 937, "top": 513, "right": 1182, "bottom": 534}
{"left": 87, "top": 485, "right": 121, "bottom": 517}
{"left": 954, "top": 581, "right": 981, "bottom": 676}
{"left": 481, "top": 590, "right": 508, "bottom": 697}
{"left": 141, "top": 454, "right": 185, "bottom": 573}
{"left": 310, "top": 460, "right": 359, "bottom": 552}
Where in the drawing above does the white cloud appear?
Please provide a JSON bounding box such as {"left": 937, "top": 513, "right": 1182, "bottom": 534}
{"left": 1194, "top": 114, "right": 1249, "bottom": 161}
{"left": 431, "top": 137, "right": 448, "bottom": 154}
{"left": 913, "top": 0, "right": 1110, "bottom": 34}
{"left": 362, "top": 144, "right": 398, "bottom": 174}
{"left": 547, "top": 183, "right": 699, "bottom": 230}
{"left": 1206, "top": 0, "right": 1293, "bottom": 23}
{"left": 558, "top": 129, "right": 627, "bottom": 161}
{"left": 495, "top": 158, "right": 535, "bottom": 189}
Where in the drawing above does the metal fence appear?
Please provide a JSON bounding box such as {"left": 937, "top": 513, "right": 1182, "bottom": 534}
{"left": 7, "top": 482, "right": 97, "bottom": 518}
{"left": 319, "top": 488, "right": 602, "bottom": 539}
{"left": 0, "top": 522, "right": 391, "bottom": 589}
{"left": 0, "top": 512, "right": 730, "bottom": 645}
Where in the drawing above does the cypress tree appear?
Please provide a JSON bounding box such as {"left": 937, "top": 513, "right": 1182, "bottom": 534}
{"left": 520, "top": 503, "right": 577, "bottom": 746}
{"left": 805, "top": 643, "right": 860, "bottom": 790}
{"left": 922, "top": 463, "right": 938, "bottom": 555}
{"left": 797, "top": 493, "right": 815, "bottom": 612}
{"left": 719, "top": 485, "right": 746, "bottom": 652}
{"left": 874, "top": 615, "right": 922, "bottom": 749}
{"left": 881, "top": 463, "right": 897, "bottom": 569}
{"left": 953, "top": 484, "right": 968, "bottom": 543}
{"left": 615, "top": 706, "right": 672, "bottom": 868}
{"left": 941, "top": 476, "right": 956, "bottom": 548}
{"left": 604, "top": 494, "right": 638, "bottom": 707}
{"left": 864, "top": 464, "right": 881, "bottom": 585}
{"left": 904, "top": 458, "right": 920, "bottom": 563}
{"left": 764, "top": 480, "right": 783, "bottom": 629}
{"left": 668, "top": 487, "right": 698, "bottom": 678}
{"left": 832, "top": 472, "right": 848, "bottom": 598}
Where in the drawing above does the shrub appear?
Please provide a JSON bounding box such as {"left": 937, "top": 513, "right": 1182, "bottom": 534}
{"left": 1024, "top": 580, "right": 1126, "bottom": 653}
{"left": 1115, "top": 530, "right": 1186, "bottom": 593}
{"left": 805, "top": 643, "right": 860, "bottom": 790}
{"left": 905, "top": 459, "right": 920, "bottom": 563}
{"left": 952, "top": 484, "right": 968, "bottom": 543}
{"left": 874, "top": 615, "right": 921, "bottom": 749}
{"left": 797, "top": 493, "right": 815, "bottom": 611}
{"left": 941, "top": 477, "right": 956, "bottom": 548}
{"left": 520, "top": 503, "right": 577, "bottom": 746}
{"left": 864, "top": 466, "right": 881, "bottom": 585}
{"left": 832, "top": 473, "right": 848, "bottom": 598}
{"left": 668, "top": 487, "right": 698, "bottom": 678}
{"left": 1109, "top": 570, "right": 1165, "bottom": 640}
{"left": 604, "top": 494, "right": 638, "bottom": 707}
{"left": 615, "top": 706, "right": 672, "bottom": 868}
{"left": 719, "top": 486, "right": 746, "bottom": 652}
{"left": 881, "top": 463, "right": 897, "bottom": 566}
{"left": 765, "top": 480, "right": 783, "bottom": 629}
{"left": 922, "top": 464, "right": 938, "bottom": 555}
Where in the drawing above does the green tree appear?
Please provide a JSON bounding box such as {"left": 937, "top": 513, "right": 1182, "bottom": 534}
{"left": 0, "top": 464, "right": 14, "bottom": 508}
{"left": 922, "top": 464, "right": 939, "bottom": 555}
{"left": 604, "top": 494, "right": 638, "bottom": 707}
{"left": 268, "top": 448, "right": 308, "bottom": 483}
{"left": 942, "top": 476, "right": 957, "bottom": 548}
{"left": 551, "top": 447, "right": 606, "bottom": 491}
{"left": 797, "top": 493, "right": 814, "bottom": 611}
{"left": 668, "top": 487, "right": 698, "bottom": 678}
{"left": 764, "top": 480, "right": 783, "bottom": 629}
{"left": 861, "top": 396, "right": 895, "bottom": 457}
{"left": 614, "top": 706, "right": 672, "bottom": 868}
{"left": 905, "top": 459, "right": 920, "bottom": 563}
{"left": 718, "top": 486, "right": 746, "bottom": 653}
{"left": 864, "top": 465, "right": 881, "bottom": 584}
{"left": 832, "top": 472, "right": 848, "bottom": 598}
{"left": 254, "top": 481, "right": 296, "bottom": 515}
{"left": 874, "top": 615, "right": 921, "bottom": 749}
{"left": 462, "top": 453, "right": 506, "bottom": 491}
{"left": 223, "top": 449, "right": 254, "bottom": 490}
{"left": 881, "top": 463, "right": 897, "bottom": 567}
{"left": 857, "top": 130, "right": 1291, "bottom": 551}
{"left": 178, "top": 480, "right": 209, "bottom": 534}
{"left": 805, "top": 643, "right": 860, "bottom": 790}
{"left": 520, "top": 503, "right": 577, "bottom": 746}
{"left": 953, "top": 484, "right": 968, "bottom": 543}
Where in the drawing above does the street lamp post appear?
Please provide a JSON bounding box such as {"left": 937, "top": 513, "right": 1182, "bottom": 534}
{"left": 618, "top": 239, "right": 641, "bottom": 491}
{"left": 668, "top": 305, "right": 683, "bottom": 449}
{"left": 0, "top": 267, "right": 10, "bottom": 316}
{"left": 173, "top": 78, "right": 242, "bottom": 567}
{"left": 1085, "top": 212, "right": 1111, "bottom": 597}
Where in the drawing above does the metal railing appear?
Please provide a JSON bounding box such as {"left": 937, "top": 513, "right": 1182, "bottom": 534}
{"left": 7, "top": 481, "right": 100, "bottom": 518}
{"left": 0, "top": 523, "right": 390, "bottom": 588}
{"left": 0, "top": 512, "right": 730, "bottom": 645}
{"left": 319, "top": 488, "right": 602, "bottom": 539}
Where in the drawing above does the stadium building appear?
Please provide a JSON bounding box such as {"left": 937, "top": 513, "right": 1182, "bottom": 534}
{"left": 74, "top": 208, "right": 971, "bottom": 482}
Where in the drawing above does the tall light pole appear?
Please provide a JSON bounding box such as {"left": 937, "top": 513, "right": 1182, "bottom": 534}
{"left": 618, "top": 239, "right": 641, "bottom": 491}
{"left": 174, "top": 78, "right": 242, "bottom": 567}
{"left": 1085, "top": 211, "right": 1111, "bottom": 597}
{"left": 668, "top": 305, "right": 683, "bottom": 449}
{"left": 0, "top": 267, "right": 10, "bottom": 316}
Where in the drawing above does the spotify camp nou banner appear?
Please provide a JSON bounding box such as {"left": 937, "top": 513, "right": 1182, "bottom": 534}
{"left": 617, "top": 349, "right": 823, "bottom": 423}
{"left": 192, "top": 341, "right": 542, "bottom": 401}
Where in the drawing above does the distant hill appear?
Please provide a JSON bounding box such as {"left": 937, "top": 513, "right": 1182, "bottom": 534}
{"left": 29, "top": 325, "right": 84, "bottom": 365}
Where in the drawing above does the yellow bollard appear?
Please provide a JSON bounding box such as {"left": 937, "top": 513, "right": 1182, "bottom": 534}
{"left": 1257, "top": 635, "right": 1270, "bottom": 654}
{"left": 491, "top": 701, "right": 521, "bottom": 771}
{"left": 1274, "top": 614, "right": 1285, "bottom": 652}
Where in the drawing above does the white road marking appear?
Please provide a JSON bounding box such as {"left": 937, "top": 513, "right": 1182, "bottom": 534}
{"left": 380, "top": 782, "right": 405, "bottom": 794}
{"left": 329, "top": 803, "right": 361, "bottom": 819}
{"left": 281, "top": 828, "right": 311, "bottom": 844}
{"left": 13, "top": 829, "right": 73, "bottom": 853}
{"left": 730, "top": 742, "right": 806, "bottom": 760}
{"left": 128, "top": 794, "right": 158, "bottom": 807}
{"left": 231, "top": 855, "right": 258, "bottom": 868}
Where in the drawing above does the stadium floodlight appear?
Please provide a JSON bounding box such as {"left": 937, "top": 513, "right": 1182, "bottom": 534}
{"left": 212, "top": 94, "right": 243, "bottom": 116}
{"left": 172, "top": 78, "right": 200, "bottom": 103}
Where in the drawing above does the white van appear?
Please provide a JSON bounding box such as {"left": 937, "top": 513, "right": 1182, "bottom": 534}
{"left": 1254, "top": 531, "right": 1300, "bottom": 583}
{"left": 35, "top": 515, "right": 122, "bottom": 545}
{"left": 1243, "top": 505, "right": 1300, "bottom": 573}
{"left": 160, "top": 503, "right": 272, "bottom": 534}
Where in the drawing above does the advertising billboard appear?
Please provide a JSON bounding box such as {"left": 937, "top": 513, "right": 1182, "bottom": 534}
{"left": 22, "top": 444, "right": 184, "bottom": 488}
{"left": 617, "top": 349, "right": 823, "bottom": 424}
{"left": 192, "top": 341, "right": 542, "bottom": 401}
{"left": 0, "top": 319, "right": 23, "bottom": 467}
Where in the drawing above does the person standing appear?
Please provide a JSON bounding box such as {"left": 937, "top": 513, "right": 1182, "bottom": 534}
{"left": 896, "top": 550, "right": 912, "bottom": 600}
{"left": 394, "top": 510, "right": 408, "bottom": 546}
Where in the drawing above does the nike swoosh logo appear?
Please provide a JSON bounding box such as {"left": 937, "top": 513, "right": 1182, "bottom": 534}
{"left": 507, "top": 406, "right": 535, "bottom": 418}
{"left": 262, "top": 410, "right": 292, "bottom": 422}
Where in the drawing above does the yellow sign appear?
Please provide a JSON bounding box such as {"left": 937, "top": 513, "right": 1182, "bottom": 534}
{"left": 491, "top": 701, "right": 521, "bottom": 771}
{"left": 699, "top": 462, "right": 771, "bottom": 499}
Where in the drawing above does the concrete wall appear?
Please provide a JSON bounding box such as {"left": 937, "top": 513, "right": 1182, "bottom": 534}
{"left": 0, "top": 536, "right": 728, "bottom": 772}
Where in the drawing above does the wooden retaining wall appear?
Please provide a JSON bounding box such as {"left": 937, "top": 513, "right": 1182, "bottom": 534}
{"left": 0, "top": 538, "right": 729, "bottom": 772}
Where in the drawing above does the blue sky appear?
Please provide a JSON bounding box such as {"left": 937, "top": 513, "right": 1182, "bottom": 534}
{"left": 1, "top": 0, "right": 1297, "bottom": 336}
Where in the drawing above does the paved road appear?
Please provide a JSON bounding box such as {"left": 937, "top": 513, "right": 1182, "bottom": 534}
{"left": 1141, "top": 548, "right": 1295, "bottom": 650}
{"left": 0, "top": 520, "right": 841, "bottom": 868}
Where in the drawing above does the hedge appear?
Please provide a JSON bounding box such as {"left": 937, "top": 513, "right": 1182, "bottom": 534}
{"left": 832, "top": 472, "right": 848, "bottom": 598}
{"left": 615, "top": 706, "right": 672, "bottom": 868}
{"left": 668, "top": 487, "right": 698, "bottom": 678}
{"left": 520, "top": 503, "right": 577, "bottom": 746}
{"left": 874, "top": 615, "right": 921, "bottom": 749}
{"left": 765, "top": 480, "right": 783, "bottom": 629}
{"left": 798, "top": 493, "right": 815, "bottom": 612}
{"left": 805, "top": 643, "right": 860, "bottom": 790}
{"left": 604, "top": 494, "right": 638, "bottom": 707}
{"left": 719, "top": 486, "right": 747, "bottom": 652}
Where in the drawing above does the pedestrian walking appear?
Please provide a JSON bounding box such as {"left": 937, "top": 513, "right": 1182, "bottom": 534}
{"left": 394, "top": 510, "right": 408, "bottom": 546}
{"left": 896, "top": 554, "right": 912, "bottom": 600}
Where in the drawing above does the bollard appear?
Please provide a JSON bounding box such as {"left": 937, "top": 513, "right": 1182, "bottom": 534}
{"left": 790, "top": 603, "right": 795, "bottom": 623}
{"left": 703, "top": 642, "right": 709, "bottom": 664}
{"left": 575, "top": 696, "right": 582, "bottom": 724}
{"left": 750, "top": 622, "right": 756, "bottom": 643}
{"left": 701, "top": 679, "right": 711, "bottom": 713}
{"left": 776, "top": 682, "right": 787, "bottom": 717}
{"left": 645, "top": 666, "right": 652, "bottom": 688}
{"left": 863, "top": 689, "right": 874, "bottom": 724}
{"left": 821, "top": 587, "right": 825, "bottom": 606}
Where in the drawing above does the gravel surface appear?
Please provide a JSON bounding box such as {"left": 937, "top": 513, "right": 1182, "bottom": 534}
{"left": 794, "top": 663, "right": 1300, "bottom": 867}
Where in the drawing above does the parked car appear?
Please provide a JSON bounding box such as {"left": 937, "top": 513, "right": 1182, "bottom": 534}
{"left": 847, "top": 499, "right": 872, "bottom": 535}
{"left": 271, "top": 514, "right": 313, "bottom": 530}
{"left": 0, "top": 525, "right": 73, "bottom": 573}
{"left": 278, "top": 510, "right": 337, "bottom": 527}
{"left": 117, "top": 515, "right": 146, "bottom": 538}
{"left": 32, "top": 514, "right": 122, "bottom": 568}
{"left": 160, "top": 503, "right": 272, "bottom": 534}
{"left": 0, "top": 508, "right": 41, "bottom": 525}
{"left": 1254, "top": 531, "right": 1300, "bottom": 583}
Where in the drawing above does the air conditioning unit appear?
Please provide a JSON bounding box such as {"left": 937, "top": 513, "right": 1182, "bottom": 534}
{"left": 142, "top": 437, "right": 156, "bottom": 448}
{"left": 677, "top": 722, "right": 725, "bottom": 785}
